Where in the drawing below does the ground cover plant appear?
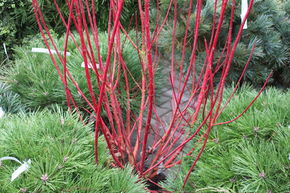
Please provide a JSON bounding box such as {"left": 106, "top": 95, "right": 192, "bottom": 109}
{"left": 0, "top": 109, "right": 146, "bottom": 192}
{"left": 162, "top": 86, "right": 290, "bottom": 192}
{"left": 30, "top": 0, "right": 274, "bottom": 190}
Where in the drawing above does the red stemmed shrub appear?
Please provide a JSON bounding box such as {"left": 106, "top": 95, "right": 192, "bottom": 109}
{"left": 31, "top": 0, "right": 271, "bottom": 190}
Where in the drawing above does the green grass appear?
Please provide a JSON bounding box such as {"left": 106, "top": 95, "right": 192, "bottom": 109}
{"left": 162, "top": 85, "right": 290, "bottom": 193}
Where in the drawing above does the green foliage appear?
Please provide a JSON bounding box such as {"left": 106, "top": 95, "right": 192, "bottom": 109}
{"left": 0, "top": 81, "right": 25, "bottom": 114}
{"left": 4, "top": 31, "right": 144, "bottom": 112}
{"left": 155, "top": 0, "right": 290, "bottom": 87}
{"left": 32, "top": 0, "right": 138, "bottom": 35}
{"left": 0, "top": 0, "right": 32, "bottom": 63}
{"left": 162, "top": 86, "right": 290, "bottom": 192}
{"left": 0, "top": 109, "right": 146, "bottom": 192}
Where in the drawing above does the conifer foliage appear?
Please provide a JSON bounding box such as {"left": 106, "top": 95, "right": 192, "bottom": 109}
{"left": 0, "top": 82, "right": 25, "bottom": 114}
{"left": 157, "top": 0, "right": 289, "bottom": 87}
{"left": 162, "top": 86, "right": 290, "bottom": 192}
{"left": 0, "top": 109, "right": 146, "bottom": 192}
{"left": 4, "top": 31, "right": 144, "bottom": 112}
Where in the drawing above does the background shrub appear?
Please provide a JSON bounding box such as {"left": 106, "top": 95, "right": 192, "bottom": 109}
{"left": 154, "top": 0, "right": 290, "bottom": 87}
{"left": 0, "top": 0, "right": 138, "bottom": 65}
{"left": 162, "top": 86, "right": 290, "bottom": 192}
{"left": 0, "top": 108, "right": 146, "bottom": 192}
{"left": 0, "top": 0, "right": 37, "bottom": 64}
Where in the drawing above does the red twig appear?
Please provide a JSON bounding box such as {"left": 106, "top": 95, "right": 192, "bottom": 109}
{"left": 32, "top": 0, "right": 269, "bottom": 190}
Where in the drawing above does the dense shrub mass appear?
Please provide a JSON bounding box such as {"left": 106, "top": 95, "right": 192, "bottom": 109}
{"left": 155, "top": 0, "right": 290, "bottom": 87}
{"left": 0, "top": 109, "right": 146, "bottom": 192}
{"left": 162, "top": 86, "right": 290, "bottom": 192}
{"left": 0, "top": 0, "right": 36, "bottom": 63}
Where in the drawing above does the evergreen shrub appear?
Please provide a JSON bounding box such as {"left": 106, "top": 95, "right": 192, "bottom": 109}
{"left": 155, "top": 0, "right": 290, "bottom": 87}
{"left": 162, "top": 86, "right": 290, "bottom": 192}
{"left": 4, "top": 31, "right": 145, "bottom": 112}
{"left": 0, "top": 109, "right": 146, "bottom": 192}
